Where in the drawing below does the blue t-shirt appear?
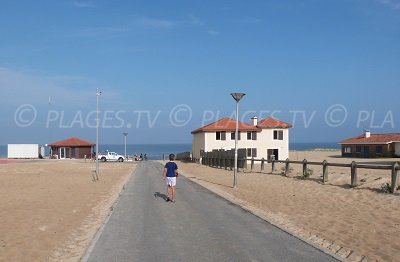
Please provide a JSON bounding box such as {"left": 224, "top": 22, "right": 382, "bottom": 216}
{"left": 165, "top": 161, "right": 178, "bottom": 177}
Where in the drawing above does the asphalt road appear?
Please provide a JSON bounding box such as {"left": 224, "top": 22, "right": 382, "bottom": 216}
{"left": 85, "top": 161, "right": 338, "bottom": 262}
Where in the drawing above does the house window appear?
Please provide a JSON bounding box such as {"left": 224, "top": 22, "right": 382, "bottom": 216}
{"left": 273, "top": 130, "right": 283, "bottom": 140}
{"left": 216, "top": 131, "right": 226, "bottom": 141}
{"left": 344, "top": 147, "right": 352, "bottom": 153}
{"left": 247, "top": 148, "right": 257, "bottom": 158}
{"left": 252, "top": 148, "right": 257, "bottom": 158}
{"left": 247, "top": 131, "right": 257, "bottom": 140}
{"left": 356, "top": 146, "right": 361, "bottom": 153}
{"left": 376, "top": 146, "right": 383, "bottom": 154}
{"left": 231, "top": 131, "right": 241, "bottom": 140}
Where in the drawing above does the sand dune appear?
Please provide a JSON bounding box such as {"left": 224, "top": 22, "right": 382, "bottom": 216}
{"left": 0, "top": 159, "right": 135, "bottom": 262}
{"left": 177, "top": 150, "right": 400, "bottom": 261}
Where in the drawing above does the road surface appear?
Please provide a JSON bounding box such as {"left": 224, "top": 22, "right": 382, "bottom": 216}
{"left": 85, "top": 161, "right": 338, "bottom": 262}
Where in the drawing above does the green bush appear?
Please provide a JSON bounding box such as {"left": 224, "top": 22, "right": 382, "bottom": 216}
{"left": 301, "top": 168, "right": 313, "bottom": 179}
{"left": 380, "top": 183, "right": 400, "bottom": 193}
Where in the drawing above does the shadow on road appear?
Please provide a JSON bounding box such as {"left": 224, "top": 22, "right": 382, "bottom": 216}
{"left": 154, "top": 192, "right": 167, "bottom": 201}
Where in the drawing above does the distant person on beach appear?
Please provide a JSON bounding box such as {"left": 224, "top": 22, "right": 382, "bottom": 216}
{"left": 144, "top": 154, "right": 148, "bottom": 161}
{"left": 163, "top": 154, "right": 178, "bottom": 203}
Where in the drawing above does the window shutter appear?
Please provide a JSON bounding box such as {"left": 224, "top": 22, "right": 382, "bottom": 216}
{"left": 252, "top": 131, "right": 257, "bottom": 140}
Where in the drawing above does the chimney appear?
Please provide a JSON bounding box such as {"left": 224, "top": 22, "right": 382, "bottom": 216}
{"left": 251, "top": 116, "right": 258, "bottom": 126}
{"left": 365, "top": 130, "right": 371, "bottom": 138}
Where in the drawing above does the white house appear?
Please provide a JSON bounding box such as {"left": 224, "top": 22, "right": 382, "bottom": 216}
{"left": 192, "top": 116, "right": 292, "bottom": 161}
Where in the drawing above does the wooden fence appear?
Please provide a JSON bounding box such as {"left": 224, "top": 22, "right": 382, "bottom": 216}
{"left": 195, "top": 152, "right": 400, "bottom": 194}
{"left": 200, "top": 149, "right": 248, "bottom": 169}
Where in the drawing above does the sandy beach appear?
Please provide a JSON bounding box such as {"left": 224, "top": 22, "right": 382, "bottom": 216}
{"left": 0, "top": 159, "right": 135, "bottom": 262}
{"left": 176, "top": 150, "right": 400, "bottom": 262}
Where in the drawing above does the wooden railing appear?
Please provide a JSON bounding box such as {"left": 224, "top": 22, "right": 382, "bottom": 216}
{"left": 198, "top": 155, "right": 400, "bottom": 194}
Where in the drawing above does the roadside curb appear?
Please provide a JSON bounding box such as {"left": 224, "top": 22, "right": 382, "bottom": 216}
{"left": 80, "top": 168, "right": 137, "bottom": 262}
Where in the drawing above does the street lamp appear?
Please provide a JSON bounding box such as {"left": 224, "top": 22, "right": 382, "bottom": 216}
{"left": 95, "top": 88, "right": 102, "bottom": 180}
{"left": 123, "top": 132, "right": 128, "bottom": 159}
{"left": 231, "top": 92, "right": 246, "bottom": 188}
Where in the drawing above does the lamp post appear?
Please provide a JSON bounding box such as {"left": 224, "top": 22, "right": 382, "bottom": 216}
{"left": 96, "top": 88, "right": 102, "bottom": 180}
{"left": 123, "top": 132, "right": 128, "bottom": 159}
{"left": 231, "top": 92, "right": 246, "bottom": 188}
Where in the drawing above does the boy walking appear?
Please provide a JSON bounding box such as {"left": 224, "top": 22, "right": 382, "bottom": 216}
{"left": 163, "top": 154, "right": 178, "bottom": 203}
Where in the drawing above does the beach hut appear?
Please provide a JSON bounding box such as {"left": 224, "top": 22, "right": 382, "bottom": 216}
{"left": 48, "top": 137, "right": 95, "bottom": 159}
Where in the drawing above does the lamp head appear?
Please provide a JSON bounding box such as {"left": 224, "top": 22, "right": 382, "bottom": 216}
{"left": 231, "top": 92, "right": 246, "bottom": 102}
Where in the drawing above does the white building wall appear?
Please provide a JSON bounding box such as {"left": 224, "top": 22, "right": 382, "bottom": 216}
{"left": 193, "top": 129, "right": 290, "bottom": 161}
{"left": 257, "top": 129, "right": 289, "bottom": 160}
{"left": 192, "top": 133, "right": 206, "bottom": 159}
{"left": 8, "top": 144, "right": 39, "bottom": 159}
{"left": 395, "top": 142, "right": 400, "bottom": 157}
{"left": 204, "top": 132, "right": 260, "bottom": 153}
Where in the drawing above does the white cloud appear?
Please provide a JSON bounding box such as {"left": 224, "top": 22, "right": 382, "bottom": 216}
{"left": 75, "top": 26, "right": 130, "bottom": 37}
{"left": 131, "top": 17, "right": 176, "bottom": 29}
{"left": 376, "top": 0, "right": 400, "bottom": 10}
{"left": 73, "top": 1, "right": 96, "bottom": 8}
{"left": 72, "top": 16, "right": 206, "bottom": 38}
{"left": 206, "top": 30, "right": 219, "bottom": 36}
{"left": 182, "top": 15, "right": 205, "bottom": 27}
{"left": 0, "top": 67, "right": 115, "bottom": 108}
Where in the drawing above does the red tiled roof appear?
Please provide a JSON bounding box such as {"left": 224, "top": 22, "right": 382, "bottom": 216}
{"left": 257, "top": 117, "right": 292, "bottom": 128}
{"left": 191, "top": 118, "right": 260, "bottom": 134}
{"left": 48, "top": 137, "right": 95, "bottom": 147}
{"left": 339, "top": 133, "right": 400, "bottom": 144}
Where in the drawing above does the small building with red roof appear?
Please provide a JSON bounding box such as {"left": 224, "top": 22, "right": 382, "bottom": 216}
{"left": 48, "top": 137, "right": 95, "bottom": 159}
{"left": 339, "top": 131, "right": 400, "bottom": 158}
{"left": 191, "top": 116, "right": 292, "bottom": 160}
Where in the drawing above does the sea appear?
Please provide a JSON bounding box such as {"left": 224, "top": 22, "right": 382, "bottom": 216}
{"left": 0, "top": 142, "right": 340, "bottom": 159}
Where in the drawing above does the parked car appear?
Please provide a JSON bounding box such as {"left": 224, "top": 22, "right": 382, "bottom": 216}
{"left": 97, "top": 151, "right": 125, "bottom": 162}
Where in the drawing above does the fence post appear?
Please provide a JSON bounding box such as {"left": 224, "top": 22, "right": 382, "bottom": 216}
{"left": 284, "top": 158, "right": 290, "bottom": 176}
{"left": 261, "top": 158, "right": 265, "bottom": 173}
{"left": 351, "top": 161, "right": 358, "bottom": 187}
{"left": 391, "top": 162, "right": 399, "bottom": 194}
{"left": 322, "top": 160, "right": 329, "bottom": 183}
{"left": 271, "top": 160, "right": 276, "bottom": 173}
{"left": 251, "top": 157, "right": 254, "bottom": 172}
{"left": 302, "top": 159, "right": 308, "bottom": 177}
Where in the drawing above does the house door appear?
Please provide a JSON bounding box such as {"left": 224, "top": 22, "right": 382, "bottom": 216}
{"left": 71, "top": 148, "right": 76, "bottom": 158}
{"left": 60, "top": 147, "right": 66, "bottom": 159}
{"left": 267, "top": 149, "right": 279, "bottom": 160}
{"left": 363, "top": 146, "right": 370, "bottom": 158}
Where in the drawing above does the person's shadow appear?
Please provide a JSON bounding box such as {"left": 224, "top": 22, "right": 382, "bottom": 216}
{"left": 154, "top": 192, "right": 167, "bottom": 201}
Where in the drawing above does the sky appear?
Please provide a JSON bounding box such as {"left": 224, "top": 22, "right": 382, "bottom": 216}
{"left": 1, "top": 0, "right": 400, "bottom": 144}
